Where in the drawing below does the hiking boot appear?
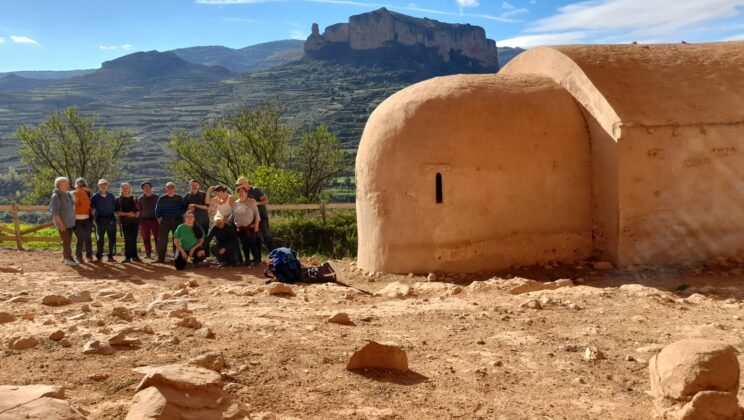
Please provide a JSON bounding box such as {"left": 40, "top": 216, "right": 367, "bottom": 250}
{"left": 123, "top": 258, "right": 131, "bottom": 263}
{"left": 107, "top": 256, "right": 116, "bottom": 263}
{"left": 146, "top": 252, "right": 152, "bottom": 259}
{"left": 64, "top": 258, "right": 79, "bottom": 266}
{"left": 95, "top": 256, "right": 102, "bottom": 263}
{"left": 132, "top": 257, "right": 143, "bottom": 263}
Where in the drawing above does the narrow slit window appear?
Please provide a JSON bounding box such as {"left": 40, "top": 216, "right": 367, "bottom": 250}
{"left": 435, "top": 172, "right": 443, "bottom": 204}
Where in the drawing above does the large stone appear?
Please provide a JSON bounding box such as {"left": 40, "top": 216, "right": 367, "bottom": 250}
{"left": 49, "top": 330, "right": 65, "bottom": 341}
{"left": 127, "top": 364, "right": 249, "bottom": 419}
{"left": 347, "top": 341, "right": 408, "bottom": 372}
{"left": 268, "top": 283, "right": 295, "bottom": 296}
{"left": 0, "top": 311, "right": 16, "bottom": 323}
{"left": 376, "top": 282, "right": 412, "bottom": 298}
{"left": 676, "top": 391, "right": 743, "bottom": 420}
{"left": 188, "top": 352, "right": 226, "bottom": 372}
{"left": 649, "top": 339, "right": 739, "bottom": 399}
{"left": 7, "top": 335, "right": 38, "bottom": 350}
{"left": 42, "top": 295, "right": 71, "bottom": 306}
{"left": 0, "top": 385, "right": 85, "bottom": 420}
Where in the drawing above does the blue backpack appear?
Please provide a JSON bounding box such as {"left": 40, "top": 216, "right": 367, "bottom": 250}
{"left": 267, "top": 247, "right": 302, "bottom": 283}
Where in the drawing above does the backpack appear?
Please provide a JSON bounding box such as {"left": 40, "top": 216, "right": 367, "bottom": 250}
{"left": 266, "top": 247, "right": 303, "bottom": 283}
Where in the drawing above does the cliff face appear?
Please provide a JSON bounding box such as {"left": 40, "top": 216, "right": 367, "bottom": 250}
{"left": 305, "top": 8, "right": 499, "bottom": 72}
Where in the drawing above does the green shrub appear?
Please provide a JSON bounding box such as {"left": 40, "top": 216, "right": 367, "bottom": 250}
{"left": 271, "top": 211, "right": 357, "bottom": 259}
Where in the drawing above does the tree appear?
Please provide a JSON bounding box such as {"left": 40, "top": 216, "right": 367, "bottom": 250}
{"left": 293, "top": 124, "right": 346, "bottom": 201}
{"left": 168, "top": 100, "right": 348, "bottom": 203}
{"left": 16, "top": 106, "right": 137, "bottom": 202}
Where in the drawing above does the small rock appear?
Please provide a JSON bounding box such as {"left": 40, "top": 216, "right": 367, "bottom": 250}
{"left": 195, "top": 327, "right": 215, "bottom": 339}
{"left": 520, "top": 299, "right": 542, "bottom": 310}
{"left": 68, "top": 291, "right": 92, "bottom": 303}
{"left": 173, "top": 288, "right": 189, "bottom": 297}
{"left": 188, "top": 351, "right": 226, "bottom": 372}
{"left": 327, "top": 312, "right": 353, "bottom": 326}
{"left": 48, "top": 330, "right": 65, "bottom": 341}
{"left": 347, "top": 341, "right": 408, "bottom": 372}
{"left": 88, "top": 373, "right": 110, "bottom": 381}
{"left": 376, "top": 282, "right": 412, "bottom": 298}
{"left": 7, "top": 336, "right": 38, "bottom": 350}
{"left": 0, "top": 311, "right": 16, "bottom": 323}
{"left": 584, "top": 346, "right": 606, "bottom": 361}
{"left": 147, "top": 299, "right": 188, "bottom": 313}
{"left": 82, "top": 340, "right": 116, "bottom": 355}
{"left": 108, "top": 330, "right": 142, "bottom": 347}
{"left": 188, "top": 279, "right": 199, "bottom": 287}
{"left": 21, "top": 312, "right": 35, "bottom": 321}
{"left": 90, "top": 301, "right": 102, "bottom": 308}
{"left": 176, "top": 317, "right": 202, "bottom": 329}
{"left": 268, "top": 283, "right": 295, "bottom": 296}
{"left": 59, "top": 338, "right": 72, "bottom": 348}
{"left": 41, "top": 294, "right": 70, "bottom": 306}
{"left": 427, "top": 273, "right": 437, "bottom": 282}
{"left": 7, "top": 296, "right": 28, "bottom": 303}
{"left": 111, "top": 306, "right": 134, "bottom": 322}
{"left": 168, "top": 308, "right": 192, "bottom": 318}
{"left": 80, "top": 304, "right": 91, "bottom": 312}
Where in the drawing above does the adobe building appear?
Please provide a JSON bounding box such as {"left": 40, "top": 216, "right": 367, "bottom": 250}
{"left": 356, "top": 42, "right": 744, "bottom": 273}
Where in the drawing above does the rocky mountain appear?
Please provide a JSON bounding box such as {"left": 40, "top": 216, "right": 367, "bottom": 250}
{"left": 498, "top": 46, "right": 525, "bottom": 66}
{"left": 171, "top": 40, "right": 304, "bottom": 73}
{"left": 0, "top": 69, "right": 95, "bottom": 80}
{"left": 304, "top": 8, "right": 500, "bottom": 74}
{"left": 0, "top": 9, "right": 510, "bottom": 195}
{"left": 0, "top": 74, "right": 56, "bottom": 93}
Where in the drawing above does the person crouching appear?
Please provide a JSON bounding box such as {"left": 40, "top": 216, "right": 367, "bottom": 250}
{"left": 173, "top": 210, "right": 206, "bottom": 270}
{"left": 206, "top": 212, "right": 241, "bottom": 267}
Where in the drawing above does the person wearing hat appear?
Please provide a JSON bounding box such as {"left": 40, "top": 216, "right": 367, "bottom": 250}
{"left": 205, "top": 212, "right": 241, "bottom": 267}
{"left": 235, "top": 176, "right": 273, "bottom": 252}
{"left": 50, "top": 176, "right": 77, "bottom": 266}
{"left": 72, "top": 177, "right": 93, "bottom": 262}
{"left": 137, "top": 181, "right": 159, "bottom": 259}
{"left": 90, "top": 178, "right": 117, "bottom": 262}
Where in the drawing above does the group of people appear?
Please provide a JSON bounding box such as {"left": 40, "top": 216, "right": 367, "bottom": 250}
{"left": 49, "top": 176, "right": 274, "bottom": 270}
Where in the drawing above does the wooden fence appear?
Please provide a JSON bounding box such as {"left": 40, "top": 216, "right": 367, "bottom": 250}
{"left": 0, "top": 201, "right": 355, "bottom": 250}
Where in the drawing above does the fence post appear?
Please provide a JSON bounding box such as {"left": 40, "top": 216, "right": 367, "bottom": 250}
{"left": 11, "top": 201, "right": 23, "bottom": 251}
{"left": 320, "top": 200, "right": 327, "bottom": 224}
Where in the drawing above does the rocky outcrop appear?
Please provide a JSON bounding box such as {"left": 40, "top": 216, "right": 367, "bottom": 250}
{"left": 305, "top": 8, "right": 499, "bottom": 72}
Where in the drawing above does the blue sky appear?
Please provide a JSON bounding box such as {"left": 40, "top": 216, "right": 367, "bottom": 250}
{"left": 0, "top": 0, "right": 743, "bottom": 71}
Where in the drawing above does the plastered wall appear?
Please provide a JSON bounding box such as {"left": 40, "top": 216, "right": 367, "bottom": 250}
{"left": 356, "top": 74, "right": 594, "bottom": 273}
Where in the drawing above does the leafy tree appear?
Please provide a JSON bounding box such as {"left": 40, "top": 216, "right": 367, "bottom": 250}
{"left": 16, "top": 106, "right": 137, "bottom": 202}
{"left": 248, "top": 165, "right": 302, "bottom": 204}
{"left": 228, "top": 100, "right": 293, "bottom": 167}
{"left": 293, "top": 124, "right": 346, "bottom": 201}
{"left": 168, "top": 100, "right": 348, "bottom": 203}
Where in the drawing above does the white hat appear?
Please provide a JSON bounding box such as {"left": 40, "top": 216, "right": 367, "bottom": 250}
{"left": 214, "top": 212, "right": 224, "bottom": 222}
{"left": 97, "top": 179, "right": 108, "bottom": 185}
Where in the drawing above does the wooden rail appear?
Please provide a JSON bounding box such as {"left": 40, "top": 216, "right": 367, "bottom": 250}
{"left": 0, "top": 201, "right": 356, "bottom": 250}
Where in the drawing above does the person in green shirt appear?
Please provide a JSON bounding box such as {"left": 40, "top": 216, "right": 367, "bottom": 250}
{"left": 173, "top": 210, "right": 206, "bottom": 270}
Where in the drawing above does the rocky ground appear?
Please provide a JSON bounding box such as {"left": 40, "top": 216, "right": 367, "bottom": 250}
{"left": 0, "top": 248, "right": 743, "bottom": 419}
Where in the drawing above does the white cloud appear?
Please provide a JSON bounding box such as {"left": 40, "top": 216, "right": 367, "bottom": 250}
{"left": 0, "top": 37, "right": 4, "bottom": 44}
{"left": 457, "top": 0, "right": 480, "bottom": 8}
{"left": 502, "top": 1, "right": 514, "bottom": 9}
{"left": 290, "top": 29, "right": 306, "bottom": 39}
{"left": 99, "top": 44, "right": 134, "bottom": 51}
{"left": 10, "top": 36, "right": 39, "bottom": 44}
{"left": 498, "top": 31, "right": 586, "bottom": 47}
{"left": 529, "top": 0, "right": 744, "bottom": 37}
{"left": 723, "top": 32, "right": 744, "bottom": 40}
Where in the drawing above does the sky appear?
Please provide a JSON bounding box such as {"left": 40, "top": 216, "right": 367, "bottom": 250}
{"left": 0, "top": 0, "right": 743, "bottom": 71}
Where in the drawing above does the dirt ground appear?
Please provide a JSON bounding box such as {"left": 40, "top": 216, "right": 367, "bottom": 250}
{"left": 0, "top": 248, "right": 743, "bottom": 419}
